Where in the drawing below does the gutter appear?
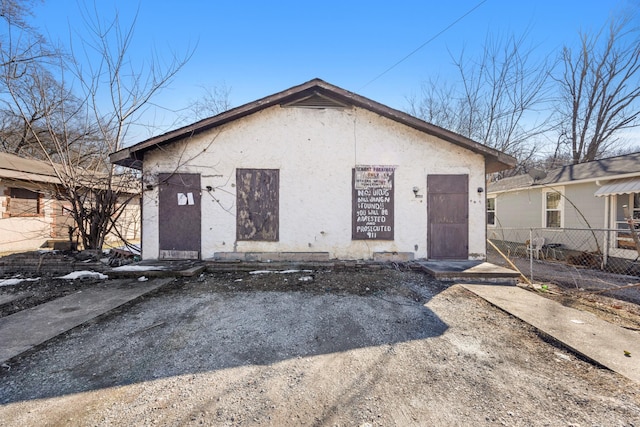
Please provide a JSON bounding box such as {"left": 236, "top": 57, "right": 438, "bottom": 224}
{"left": 488, "top": 172, "right": 640, "bottom": 195}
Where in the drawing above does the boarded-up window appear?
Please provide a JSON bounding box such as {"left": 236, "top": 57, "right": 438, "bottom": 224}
{"left": 9, "top": 188, "right": 40, "bottom": 217}
{"left": 236, "top": 169, "right": 279, "bottom": 241}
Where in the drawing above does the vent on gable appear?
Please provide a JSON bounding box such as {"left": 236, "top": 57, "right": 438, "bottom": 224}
{"left": 282, "top": 91, "right": 350, "bottom": 109}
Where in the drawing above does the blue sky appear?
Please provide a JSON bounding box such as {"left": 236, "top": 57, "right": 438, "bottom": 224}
{"left": 30, "top": 0, "right": 633, "bottom": 142}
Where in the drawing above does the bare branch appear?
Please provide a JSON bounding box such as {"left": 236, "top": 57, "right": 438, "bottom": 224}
{"left": 554, "top": 16, "right": 640, "bottom": 164}
{"left": 0, "top": 2, "right": 190, "bottom": 250}
{"left": 407, "top": 30, "right": 552, "bottom": 161}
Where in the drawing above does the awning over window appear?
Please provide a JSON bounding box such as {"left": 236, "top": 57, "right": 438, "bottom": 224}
{"left": 594, "top": 177, "right": 640, "bottom": 197}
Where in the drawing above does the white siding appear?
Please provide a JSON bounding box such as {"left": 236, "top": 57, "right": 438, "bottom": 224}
{"left": 491, "top": 187, "right": 543, "bottom": 229}
{"left": 563, "top": 182, "right": 606, "bottom": 229}
{"left": 489, "top": 182, "right": 606, "bottom": 230}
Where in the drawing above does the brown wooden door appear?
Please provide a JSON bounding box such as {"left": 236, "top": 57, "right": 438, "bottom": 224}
{"left": 427, "top": 174, "right": 468, "bottom": 260}
{"left": 158, "top": 173, "right": 201, "bottom": 259}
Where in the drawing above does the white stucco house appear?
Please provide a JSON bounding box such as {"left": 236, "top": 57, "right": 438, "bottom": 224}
{"left": 110, "top": 79, "right": 516, "bottom": 261}
{"left": 487, "top": 152, "right": 640, "bottom": 264}
{"left": 0, "top": 152, "right": 140, "bottom": 253}
{"left": 0, "top": 153, "right": 71, "bottom": 253}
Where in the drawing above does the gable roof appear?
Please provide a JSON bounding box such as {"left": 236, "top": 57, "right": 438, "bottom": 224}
{"left": 0, "top": 152, "right": 61, "bottom": 184}
{"left": 110, "top": 78, "right": 516, "bottom": 173}
{"left": 488, "top": 152, "right": 640, "bottom": 193}
{"left": 0, "top": 152, "right": 140, "bottom": 194}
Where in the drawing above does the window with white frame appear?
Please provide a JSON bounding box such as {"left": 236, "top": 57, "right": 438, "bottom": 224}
{"left": 543, "top": 188, "right": 563, "bottom": 228}
{"left": 487, "top": 197, "right": 496, "bottom": 226}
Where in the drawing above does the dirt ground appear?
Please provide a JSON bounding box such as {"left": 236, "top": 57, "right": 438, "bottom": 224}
{"left": 1, "top": 268, "right": 640, "bottom": 426}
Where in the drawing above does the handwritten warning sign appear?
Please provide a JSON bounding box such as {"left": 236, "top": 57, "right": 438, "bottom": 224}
{"left": 352, "top": 166, "right": 395, "bottom": 240}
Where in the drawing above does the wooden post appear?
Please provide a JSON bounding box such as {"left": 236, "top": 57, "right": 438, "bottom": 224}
{"left": 487, "top": 239, "right": 532, "bottom": 285}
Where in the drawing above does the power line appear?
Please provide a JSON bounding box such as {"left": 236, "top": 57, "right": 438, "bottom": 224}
{"left": 359, "top": 0, "right": 488, "bottom": 90}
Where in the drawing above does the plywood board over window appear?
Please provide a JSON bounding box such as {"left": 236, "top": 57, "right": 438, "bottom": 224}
{"left": 8, "top": 187, "right": 41, "bottom": 217}
{"left": 236, "top": 169, "right": 279, "bottom": 241}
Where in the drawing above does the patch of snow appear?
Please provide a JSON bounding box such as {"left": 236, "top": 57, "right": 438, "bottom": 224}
{"left": 0, "top": 277, "right": 39, "bottom": 287}
{"left": 298, "top": 276, "right": 313, "bottom": 282}
{"left": 250, "top": 269, "right": 314, "bottom": 275}
{"left": 57, "top": 271, "right": 108, "bottom": 280}
{"left": 111, "top": 265, "right": 166, "bottom": 272}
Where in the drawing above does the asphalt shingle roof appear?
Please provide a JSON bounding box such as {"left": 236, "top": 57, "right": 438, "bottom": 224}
{"left": 488, "top": 152, "right": 640, "bottom": 193}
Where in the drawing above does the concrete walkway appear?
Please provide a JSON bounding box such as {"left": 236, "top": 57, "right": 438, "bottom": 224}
{"left": 0, "top": 278, "right": 171, "bottom": 364}
{"left": 463, "top": 284, "right": 640, "bottom": 383}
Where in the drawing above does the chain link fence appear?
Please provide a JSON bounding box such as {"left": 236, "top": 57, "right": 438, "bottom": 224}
{"left": 487, "top": 227, "right": 640, "bottom": 303}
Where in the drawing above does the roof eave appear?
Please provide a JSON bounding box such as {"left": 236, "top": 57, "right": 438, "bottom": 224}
{"left": 110, "top": 78, "right": 517, "bottom": 172}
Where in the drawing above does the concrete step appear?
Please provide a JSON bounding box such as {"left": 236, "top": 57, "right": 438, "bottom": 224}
{"left": 414, "top": 260, "right": 520, "bottom": 284}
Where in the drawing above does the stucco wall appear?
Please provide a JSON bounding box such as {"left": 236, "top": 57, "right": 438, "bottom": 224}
{"left": 0, "top": 183, "right": 55, "bottom": 253}
{"left": 141, "top": 105, "right": 487, "bottom": 260}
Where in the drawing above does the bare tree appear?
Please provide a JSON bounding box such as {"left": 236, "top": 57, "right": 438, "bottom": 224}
{"left": 554, "top": 17, "right": 640, "bottom": 164}
{"left": 0, "top": 0, "right": 52, "bottom": 67}
{"left": 189, "top": 83, "right": 232, "bottom": 120}
{"left": 0, "top": 0, "right": 61, "bottom": 158}
{"left": 2, "top": 3, "right": 192, "bottom": 249}
{"left": 0, "top": 62, "right": 100, "bottom": 162}
{"left": 408, "top": 31, "right": 551, "bottom": 169}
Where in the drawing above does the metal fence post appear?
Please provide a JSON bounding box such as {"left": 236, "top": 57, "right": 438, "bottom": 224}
{"left": 603, "top": 228, "right": 609, "bottom": 268}
{"left": 529, "top": 228, "right": 534, "bottom": 283}
{"left": 487, "top": 226, "right": 638, "bottom": 278}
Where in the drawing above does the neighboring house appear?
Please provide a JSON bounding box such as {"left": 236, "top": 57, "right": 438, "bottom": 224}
{"left": 0, "top": 152, "right": 140, "bottom": 254}
{"left": 110, "top": 79, "right": 516, "bottom": 262}
{"left": 487, "top": 152, "right": 640, "bottom": 262}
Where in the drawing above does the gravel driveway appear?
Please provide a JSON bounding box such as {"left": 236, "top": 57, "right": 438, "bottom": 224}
{"left": 0, "top": 269, "right": 639, "bottom": 426}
